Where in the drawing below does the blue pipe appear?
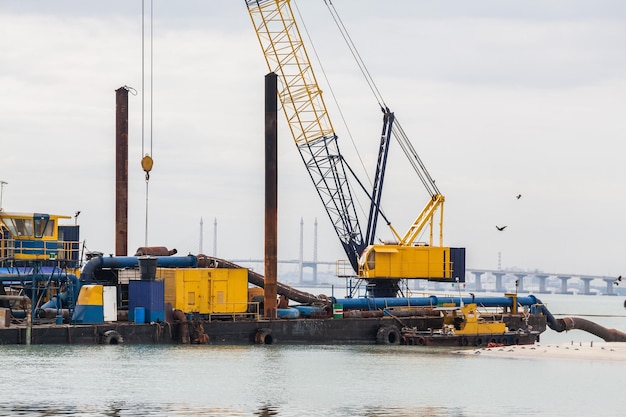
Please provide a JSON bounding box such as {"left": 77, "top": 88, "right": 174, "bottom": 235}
{"left": 531, "top": 298, "right": 564, "bottom": 331}
{"left": 277, "top": 308, "right": 300, "bottom": 319}
{"left": 40, "top": 292, "right": 69, "bottom": 310}
{"left": 79, "top": 256, "right": 103, "bottom": 281}
{"left": 80, "top": 255, "right": 198, "bottom": 281}
{"left": 12, "top": 273, "right": 82, "bottom": 306}
{"left": 0, "top": 271, "right": 81, "bottom": 311}
{"left": 335, "top": 295, "right": 539, "bottom": 310}
{"left": 293, "top": 305, "right": 325, "bottom": 317}
{"left": 102, "top": 254, "right": 197, "bottom": 268}
{"left": 0, "top": 266, "right": 32, "bottom": 275}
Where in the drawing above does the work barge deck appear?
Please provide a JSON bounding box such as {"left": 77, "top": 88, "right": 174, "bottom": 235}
{"left": 0, "top": 211, "right": 551, "bottom": 347}
{"left": 0, "top": 250, "right": 546, "bottom": 346}
{"left": 4, "top": 250, "right": 625, "bottom": 347}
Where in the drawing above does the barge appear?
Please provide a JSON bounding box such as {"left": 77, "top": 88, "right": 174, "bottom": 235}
{"left": 0, "top": 210, "right": 550, "bottom": 346}
{"left": 0, "top": 309, "right": 544, "bottom": 346}
{"left": 4, "top": 210, "right": 622, "bottom": 347}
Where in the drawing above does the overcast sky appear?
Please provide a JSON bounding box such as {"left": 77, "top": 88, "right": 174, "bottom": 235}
{"left": 1, "top": 1, "right": 625, "bottom": 278}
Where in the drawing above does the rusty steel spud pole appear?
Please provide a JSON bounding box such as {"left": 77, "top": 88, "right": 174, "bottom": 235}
{"left": 115, "top": 87, "right": 129, "bottom": 256}
{"left": 264, "top": 73, "right": 278, "bottom": 319}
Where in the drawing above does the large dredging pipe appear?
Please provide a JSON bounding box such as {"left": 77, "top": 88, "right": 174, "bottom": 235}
{"left": 532, "top": 299, "right": 626, "bottom": 342}
{"left": 199, "top": 255, "right": 326, "bottom": 305}
{"left": 556, "top": 317, "right": 626, "bottom": 342}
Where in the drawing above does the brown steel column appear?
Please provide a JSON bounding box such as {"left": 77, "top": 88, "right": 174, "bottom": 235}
{"left": 115, "top": 87, "right": 129, "bottom": 256}
{"left": 264, "top": 73, "right": 278, "bottom": 319}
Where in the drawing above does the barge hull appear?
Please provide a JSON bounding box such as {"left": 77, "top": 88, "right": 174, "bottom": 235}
{"left": 402, "top": 332, "right": 541, "bottom": 347}
{"left": 0, "top": 314, "right": 546, "bottom": 345}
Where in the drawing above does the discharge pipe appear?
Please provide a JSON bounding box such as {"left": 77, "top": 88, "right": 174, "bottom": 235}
{"left": 531, "top": 298, "right": 626, "bottom": 342}
{"left": 555, "top": 316, "right": 626, "bottom": 342}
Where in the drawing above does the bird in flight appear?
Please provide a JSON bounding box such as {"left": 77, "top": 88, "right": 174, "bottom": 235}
{"left": 614, "top": 275, "right": 623, "bottom": 286}
{"left": 496, "top": 225, "right": 507, "bottom": 231}
{"left": 516, "top": 194, "right": 522, "bottom": 199}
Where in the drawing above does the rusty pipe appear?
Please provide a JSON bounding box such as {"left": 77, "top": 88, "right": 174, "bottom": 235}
{"left": 556, "top": 317, "right": 626, "bottom": 342}
{"left": 172, "top": 309, "right": 189, "bottom": 344}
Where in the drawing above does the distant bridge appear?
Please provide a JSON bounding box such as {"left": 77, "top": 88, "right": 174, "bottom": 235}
{"left": 227, "top": 259, "right": 622, "bottom": 296}
{"left": 465, "top": 269, "right": 622, "bottom": 296}
{"left": 214, "top": 218, "right": 622, "bottom": 295}
{"left": 228, "top": 258, "right": 334, "bottom": 284}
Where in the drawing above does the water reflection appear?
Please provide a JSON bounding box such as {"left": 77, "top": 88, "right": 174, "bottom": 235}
{"left": 254, "top": 404, "right": 279, "bottom": 416}
{"left": 0, "top": 402, "right": 475, "bottom": 417}
{"left": 1, "top": 331, "right": 622, "bottom": 417}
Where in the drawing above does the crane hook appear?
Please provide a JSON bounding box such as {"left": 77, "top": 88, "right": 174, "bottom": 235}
{"left": 141, "top": 154, "right": 153, "bottom": 181}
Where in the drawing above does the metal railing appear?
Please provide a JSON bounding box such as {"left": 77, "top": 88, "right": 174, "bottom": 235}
{"left": 0, "top": 238, "right": 80, "bottom": 262}
{"left": 204, "top": 301, "right": 261, "bottom": 322}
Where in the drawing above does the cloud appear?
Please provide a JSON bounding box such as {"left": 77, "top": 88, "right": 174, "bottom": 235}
{"left": 1, "top": 1, "right": 625, "bottom": 276}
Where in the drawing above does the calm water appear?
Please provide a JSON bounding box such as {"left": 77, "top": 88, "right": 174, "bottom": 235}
{"left": 1, "top": 294, "right": 624, "bottom": 417}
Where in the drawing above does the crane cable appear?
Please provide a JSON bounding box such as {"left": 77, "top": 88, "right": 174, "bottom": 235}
{"left": 141, "top": 0, "right": 155, "bottom": 247}
{"left": 323, "top": 0, "right": 386, "bottom": 110}
{"left": 324, "top": 0, "right": 439, "bottom": 247}
{"left": 324, "top": 0, "right": 440, "bottom": 198}
{"left": 292, "top": 1, "right": 372, "bottom": 221}
{"left": 295, "top": 0, "right": 397, "bottom": 237}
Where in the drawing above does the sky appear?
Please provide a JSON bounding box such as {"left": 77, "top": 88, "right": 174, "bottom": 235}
{"left": 1, "top": 0, "right": 625, "bottom": 278}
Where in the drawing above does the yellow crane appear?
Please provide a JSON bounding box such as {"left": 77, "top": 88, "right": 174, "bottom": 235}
{"left": 246, "top": 0, "right": 465, "bottom": 297}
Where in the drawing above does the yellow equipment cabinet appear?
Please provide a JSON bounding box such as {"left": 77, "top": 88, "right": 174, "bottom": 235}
{"left": 159, "top": 268, "right": 248, "bottom": 314}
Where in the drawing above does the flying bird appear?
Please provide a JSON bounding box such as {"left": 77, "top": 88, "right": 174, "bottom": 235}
{"left": 615, "top": 275, "right": 623, "bottom": 286}
{"left": 516, "top": 194, "right": 522, "bottom": 199}
{"left": 496, "top": 225, "right": 507, "bottom": 231}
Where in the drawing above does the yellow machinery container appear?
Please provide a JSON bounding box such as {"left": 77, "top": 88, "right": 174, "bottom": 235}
{"left": 159, "top": 268, "right": 248, "bottom": 314}
{"left": 359, "top": 245, "right": 453, "bottom": 279}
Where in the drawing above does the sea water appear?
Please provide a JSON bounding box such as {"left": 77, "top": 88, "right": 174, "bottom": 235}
{"left": 0, "top": 293, "right": 624, "bottom": 417}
